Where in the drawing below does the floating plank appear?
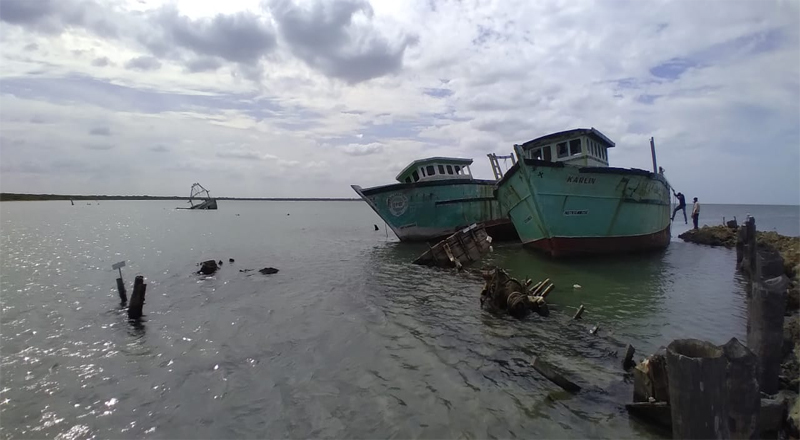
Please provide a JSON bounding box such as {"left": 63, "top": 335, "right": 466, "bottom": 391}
{"left": 532, "top": 356, "right": 581, "bottom": 393}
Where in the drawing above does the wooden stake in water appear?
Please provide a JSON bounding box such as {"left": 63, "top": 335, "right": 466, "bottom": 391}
{"left": 128, "top": 275, "right": 147, "bottom": 320}
{"left": 112, "top": 261, "right": 127, "bottom": 304}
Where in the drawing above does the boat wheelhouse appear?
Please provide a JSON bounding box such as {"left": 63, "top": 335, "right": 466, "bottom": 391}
{"left": 352, "top": 156, "right": 518, "bottom": 243}
{"left": 396, "top": 157, "right": 475, "bottom": 183}
{"left": 494, "top": 128, "right": 672, "bottom": 257}
{"left": 518, "top": 127, "right": 614, "bottom": 168}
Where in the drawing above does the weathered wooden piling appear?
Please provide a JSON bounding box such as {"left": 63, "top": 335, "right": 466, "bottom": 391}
{"left": 741, "top": 216, "right": 758, "bottom": 278}
{"left": 666, "top": 339, "right": 730, "bottom": 439}
{"left": 722, "top": 337, "right": 760, "bottom": 439}
{"left": 128, "top": 275, "right": 147, "bottom": 320}
{"left": 747, "top": 276, "right": 787, "bottom": 394}
{"left": 573, "top": 304, "right": 585, "bottom": 320}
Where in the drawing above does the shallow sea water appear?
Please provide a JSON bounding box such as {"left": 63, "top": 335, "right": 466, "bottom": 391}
{"left": 1, "top": 201, "right": 797, "bottom": 439}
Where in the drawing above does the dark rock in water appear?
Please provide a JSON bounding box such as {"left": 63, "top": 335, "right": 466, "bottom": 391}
{"left": 678, "top": 226, "right": 737, "bottom": 248}
{"left": 229, "top": 258, "right": 235, "bottom": 263}
{"left": 198, "top": 260, "right": 218, "bottom": 275}
{"left": 374, "top": 224, "right": 379, "bottom": 231}
{"left": 259, "top": 267, "right": 279, "bottom": 275}
{"left": 218, "top": 260, "right": 223, "bottom": 266}
{"left": 239, "top": 269, "right": 253, "bottom": 273}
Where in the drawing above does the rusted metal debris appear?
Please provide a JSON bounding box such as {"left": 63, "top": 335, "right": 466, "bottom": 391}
{"left": 479, "top": 267, "right": 554, "bottom": 319}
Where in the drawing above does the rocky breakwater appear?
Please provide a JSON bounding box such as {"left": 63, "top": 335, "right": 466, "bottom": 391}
{"left": 678, "top": 224, "right": 799, "bottom": 310}
{"left": 679, "top": 218, "right": 799, "bottom": 435}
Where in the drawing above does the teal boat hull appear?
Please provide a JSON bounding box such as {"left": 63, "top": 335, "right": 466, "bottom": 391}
{"left": 495, "top": 159, "right": 671, "bottom": 256}
{"left": 352, "top": 180, "right": 518, "bottom": 242}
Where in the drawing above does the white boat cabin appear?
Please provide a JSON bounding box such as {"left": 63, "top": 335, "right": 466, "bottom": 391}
{"left": 518, "top": 127, "right": 614, "bottom": 168}
{"left": 396, "top": 157, "right": 473, "bottom": 183}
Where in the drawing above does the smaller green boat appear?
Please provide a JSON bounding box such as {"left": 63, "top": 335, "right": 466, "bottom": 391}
{"left": 352, "top": 157, "right": 518, "bottom": 242}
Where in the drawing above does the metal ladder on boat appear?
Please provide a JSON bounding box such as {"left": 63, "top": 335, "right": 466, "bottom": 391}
{"left": 487, "top": 153, "right": 515, "bottom": 180}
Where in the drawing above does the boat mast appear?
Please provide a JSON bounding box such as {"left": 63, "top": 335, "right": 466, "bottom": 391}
{"left": 650, "top": 137, "right": 658, "bottom": 173}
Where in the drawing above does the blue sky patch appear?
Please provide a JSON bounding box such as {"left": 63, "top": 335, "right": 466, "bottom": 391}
{"left": 649, "top": 58, "right": 697, "bottom": 80}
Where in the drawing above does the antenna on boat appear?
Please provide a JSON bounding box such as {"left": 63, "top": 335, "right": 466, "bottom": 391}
{"left": 649, "top": 137, "right": 658, "bottom": 173}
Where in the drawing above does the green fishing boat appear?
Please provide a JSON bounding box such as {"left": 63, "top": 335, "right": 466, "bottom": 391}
{"left": 352, "top": 157, "right": 518, "bottom": 242}
{"left": 493, "top": 128, "right": 671, "bottom": 256}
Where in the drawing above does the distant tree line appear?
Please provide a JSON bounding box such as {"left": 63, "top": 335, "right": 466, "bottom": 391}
{"left": 0, "top": 193, "right": 361, "bottom": 202}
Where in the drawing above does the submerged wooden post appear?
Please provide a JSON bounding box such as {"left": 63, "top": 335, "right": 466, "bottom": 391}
{"left": 622, "top": 344, "right": 636, "bottom": 371}
{"left": 573, "top": 304, "right": 585, "bottom": 320}
{"left": 116, "top": 278, "right": 127, "bottom": 304}
{"left": 722, "top": 337, "right": 760, "bottom": 439}
{"left": 666, "top": 339, "right": 730, "bottom": 439}
{"left": 112, "top": 260, "right": 127, "bottom": 304}
{"left": 128, "top": 275, "right": 147, "bottom": 320}
{"left": 747, "top": 276, "right": 787, "bottom": 395}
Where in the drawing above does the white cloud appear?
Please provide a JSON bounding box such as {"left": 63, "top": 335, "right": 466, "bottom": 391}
{"left": 0, "top": 0, "right": 797, "bottom": 203}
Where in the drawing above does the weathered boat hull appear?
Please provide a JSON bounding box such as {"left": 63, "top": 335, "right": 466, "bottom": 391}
{"left": 495, "top": 157, "right": 671, "bottom": 257}
{"left": 352, "top": 180, "right": 518, "bottom": 243}
{"left": 190, "top": 199, "right": 217, "bottom": 210}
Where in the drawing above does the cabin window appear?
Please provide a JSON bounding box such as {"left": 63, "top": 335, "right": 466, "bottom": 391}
{"left": 454, "top": 165, "right": 461, "bottom": 174}
{"left": 446, "top": 165, "right": 453, "bottom": 174}
{"left": 532, "top": 148, "right": 542, "bottom": 160}
{"left": 543, "top": 146, "right": 552, "bottom": 161}
{"left": 438, "top": 165, "right": 445, "bottom": 174}
{"left": 426, "top": 165, "right": 435, "bottom": 176}
{"left": 412, "top": 170, "right": 420, "bottom": 182}
{"left": 569, "top": 139, "right": 581, "bottom": 156}
{"left": 557, "top": 142, "right": 568, "bottom": 158}
{"left": 405, "top": 177, "right": 412, "bottom": 183}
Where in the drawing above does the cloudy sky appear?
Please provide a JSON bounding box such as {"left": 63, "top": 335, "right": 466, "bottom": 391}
{"left": 0, "top": 0, "right": 798, "bottom": 203}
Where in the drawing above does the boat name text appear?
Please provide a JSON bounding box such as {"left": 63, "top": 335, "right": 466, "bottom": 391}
{"left": 563, "top": 210, "right": 589, "bottom": 216}
{"left": 566, "top": 176, "right": 596, "bottom": 184}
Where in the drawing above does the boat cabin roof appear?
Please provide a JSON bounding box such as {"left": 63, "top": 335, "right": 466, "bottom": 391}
{"left": 395, "top": 157, "right": 473, "bottom": 182}
{"left": 520, "top": 127, "right": 615, "bottom": 150}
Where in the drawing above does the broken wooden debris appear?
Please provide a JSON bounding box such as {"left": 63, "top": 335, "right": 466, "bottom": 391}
{"left": 590, "top": 325, "right": 600, "bottom": 335}
{"left": 413, "top": 223, "right": 492, "bottom": 269}
{"left": 573, "top": 304, "right": 585, "bottom": 320}
{"left": 532, "top": 356, "right": 581, "bottom": 393}
{"left": 622, "top": 344, "right": 636, "bottom": 371}
{"left": 479, "top": 267, "right": 553, "bottom": 319}
{"left": 258, "top": 267, "right": 279, "bottom": 275}
{"left": 625, "top": 402, "right": 672, "bottom": 429}
{"left": 629, "top": 348, "right": 672, "bottom": 429}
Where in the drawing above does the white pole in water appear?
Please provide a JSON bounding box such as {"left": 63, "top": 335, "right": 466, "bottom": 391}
{"left": 650, "top": 137, "right": 658, "bottom": 173}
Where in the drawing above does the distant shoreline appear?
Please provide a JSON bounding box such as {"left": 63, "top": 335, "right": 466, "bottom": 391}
{"left": 0, "top": 193, "right": 362, "bottom": 202}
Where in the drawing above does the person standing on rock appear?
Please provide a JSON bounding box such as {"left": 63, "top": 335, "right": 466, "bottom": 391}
{"left": 671, "top": 189, "right": 687, "bottom": 224}
{"left": 691, "top": 197, "right": 700, "bottom": 230}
